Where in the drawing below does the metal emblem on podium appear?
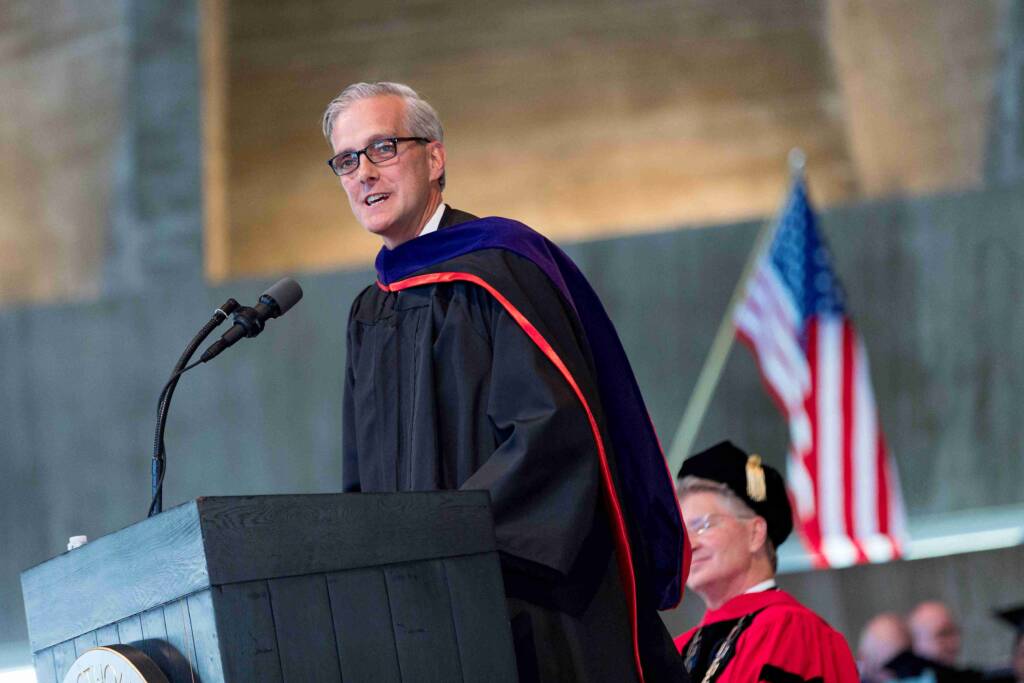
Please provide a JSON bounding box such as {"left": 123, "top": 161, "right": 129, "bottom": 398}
{"left": 63, "top": 645, "right": 169, "bottom": 683}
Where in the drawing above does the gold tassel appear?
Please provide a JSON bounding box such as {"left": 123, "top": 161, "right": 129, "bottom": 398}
{"left": 746, "top": 454, "right": 767, "bottom": 502}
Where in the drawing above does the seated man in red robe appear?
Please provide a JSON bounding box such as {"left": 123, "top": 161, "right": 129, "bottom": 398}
{"left": 674, "top": 441, "right": 858, "bottom": 683}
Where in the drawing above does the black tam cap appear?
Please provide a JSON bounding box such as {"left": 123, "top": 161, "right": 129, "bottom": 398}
{"left": 678, "top": 440, "right": 794, "bottom": 547}
{"left": 996, "top": 605, "right": 1024, "bottom": 638}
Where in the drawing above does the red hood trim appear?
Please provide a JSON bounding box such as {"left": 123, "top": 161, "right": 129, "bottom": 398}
{"left": 379, "top": 272, "right": 646, "bottom": 682}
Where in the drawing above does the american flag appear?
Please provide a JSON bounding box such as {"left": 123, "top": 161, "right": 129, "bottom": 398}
{"left": 733, "top": 177, "right": 907, "bottom": 568}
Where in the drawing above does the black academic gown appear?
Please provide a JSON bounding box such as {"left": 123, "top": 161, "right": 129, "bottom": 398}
{"left": 342, "top": 207, "right": 686, "bottom": 682}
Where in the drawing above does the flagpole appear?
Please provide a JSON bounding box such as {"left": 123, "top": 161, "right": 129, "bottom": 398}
{"left": 665, "top": 149, "right": 806, "bottom": 475}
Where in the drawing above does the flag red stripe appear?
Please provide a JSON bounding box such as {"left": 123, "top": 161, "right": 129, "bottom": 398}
{"left": 876, "top": 432, "right": 891, "bottom": 537}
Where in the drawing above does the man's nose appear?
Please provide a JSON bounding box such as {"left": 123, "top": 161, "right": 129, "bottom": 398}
{"left": 354, "top": 154, "right": 378, "bottom": 182}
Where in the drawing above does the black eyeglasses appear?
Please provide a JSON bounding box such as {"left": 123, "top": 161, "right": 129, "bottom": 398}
{"left": 326, "top": 137, "right": 431, "bottom": 176}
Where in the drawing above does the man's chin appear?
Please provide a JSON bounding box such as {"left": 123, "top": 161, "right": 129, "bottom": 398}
{"left": 360, "top": 217, "right": 399, "bottom": 240}
{"left": 361, "top": 219, "right": 421, "bottom": 249}
{"left": 685, "top": 568, "right": 715, "bottom": 595}
{"left": 358, "top": 212, "right": 391, "bottom": 231}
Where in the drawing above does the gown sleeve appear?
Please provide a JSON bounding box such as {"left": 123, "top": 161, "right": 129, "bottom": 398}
{"left": 455, "top": 283, "right": 603, "bottom": 578}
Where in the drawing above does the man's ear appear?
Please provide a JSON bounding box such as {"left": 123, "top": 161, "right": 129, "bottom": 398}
{"left": 428, "top": 141, "right": 446, "bottom": 183}
{"left": 748, "top": 515, "right": 769, "bottom": 554}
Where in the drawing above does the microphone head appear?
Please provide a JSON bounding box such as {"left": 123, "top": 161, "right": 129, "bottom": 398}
{"left": 260, "top": 277, "right": 303, "bottom": 317}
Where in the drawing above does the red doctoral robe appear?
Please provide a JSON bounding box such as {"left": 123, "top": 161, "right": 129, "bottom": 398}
{"left": 674, "top": 590, "right": 859, "bottom": 683}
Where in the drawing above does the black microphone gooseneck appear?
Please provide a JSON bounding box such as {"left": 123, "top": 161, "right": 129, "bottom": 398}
{"left": 147, "top": 278, "right": 304, "bottom": 518}
{"left": 148, "top": 298, "right": 239, "bottom": 518}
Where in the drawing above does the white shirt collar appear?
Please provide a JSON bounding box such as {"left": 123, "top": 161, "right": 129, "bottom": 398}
{"left": 743, "top": 579, "right": 777, "bottom": 594}
{"left": 417, "top": 203, "right": 447, "bottom": 238}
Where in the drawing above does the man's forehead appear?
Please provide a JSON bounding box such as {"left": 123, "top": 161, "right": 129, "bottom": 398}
{"left": 679, "top": 489, "right": 730, "bottom": 514}
{"left": 330, "top": 96, "right": 406, "bottom": 149}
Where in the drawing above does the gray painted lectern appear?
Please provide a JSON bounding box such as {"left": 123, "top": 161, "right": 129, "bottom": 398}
{"left": 21, "top": 492, "right": 518, "bottom": 682}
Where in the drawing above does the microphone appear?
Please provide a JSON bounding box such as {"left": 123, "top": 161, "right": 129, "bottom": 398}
{"left": 199, "top": 277, "right": 303, "bottom": 363}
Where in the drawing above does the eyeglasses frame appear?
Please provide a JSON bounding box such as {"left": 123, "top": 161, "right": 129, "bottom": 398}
{"left": 326, "top": 136, "right": 432, "bottom": 177}
{"left": 684, "top": 512, "right": 755, "bottom": 537}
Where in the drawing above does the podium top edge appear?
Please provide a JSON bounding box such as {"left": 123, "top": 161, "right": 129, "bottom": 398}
{"left": 21, "top": 490, "right": 498, "bottom": 652}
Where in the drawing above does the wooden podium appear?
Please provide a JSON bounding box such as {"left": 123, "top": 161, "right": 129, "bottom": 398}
{"left": 21, "top": 492, "right": 518, "bottom": 683}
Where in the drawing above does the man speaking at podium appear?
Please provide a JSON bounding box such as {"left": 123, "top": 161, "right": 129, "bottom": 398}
{"left": 323, "top": 81, "right": 688, "bottom": 682}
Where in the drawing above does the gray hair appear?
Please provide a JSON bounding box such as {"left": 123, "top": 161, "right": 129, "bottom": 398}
{"left": 678, "top": 476, "right": 778, "bottom": 571}
{"left": 321, "top": 82, "right": 445, "bottom": 189}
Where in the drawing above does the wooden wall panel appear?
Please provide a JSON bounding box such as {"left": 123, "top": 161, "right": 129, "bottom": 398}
{"left": 0, "top": 0, "right": 125, "bottom": 306}
{"left": 72, "top": 630, "right": 97, "bottom": 656}
{"left": 443, "top": 554, "right": 518, "bottom": 682}
{"left": 827, "top": 0, "right": 1000, "bottom": 195}
{"left": 115, "top": 615, "right": 144, "bottom": 645}
{"left": 140, "top": 606, "right": 168, "bottom": 642}
{"left": 328, "top": 567, "right": 402, "bottom": 683}
{"left": 94, "top": 624, "right": 120, "bottom": 648}
{"left": 49, "top": 640, "right": 77, "bottom": 683}
{"left": 214, "top": 581, "right": 284, "bottom": 683}
{"left": 32, "top": 649, "right": 57, "bottom": 683}
{"left": 161, "top": 597, "right": 202, "bottom": 683}
{"left": 384, "top": 560, "right": 463, "bottom": 682}
{"left": 187, "top": 591, "right": 227, "bottom": 683}
{"left": 267, "top": 575, "right": 342, "bottom": 683}
{"left": 217, "top": 0, "right": 859, "bottom": 278}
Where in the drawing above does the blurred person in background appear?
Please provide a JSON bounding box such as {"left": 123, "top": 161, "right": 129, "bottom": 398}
{"left": 910, "top": 601, "right": 963, "bottom": 668}
{"left": 874, "top": 601, "right": 983, "bottom": 682}
{"left": 857, "top": 612, "right": 912, "bottom": 682}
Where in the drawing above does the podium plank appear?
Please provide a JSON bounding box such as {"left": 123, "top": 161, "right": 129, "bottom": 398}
{"left": 268, "top": 575, "right": 342, "bottom": 683}
{"left": 74, "top": 630, "right": 97, "bottom": 656}
{"left": 32, "top": 649, "right": 57, "bottom": 683}
{"left": 95, "top": 623, "right": 119, "bottom": 646}
{"left": 215, "top": 581, "right": 284, "bottom": 683}
{"left": 328, "top": 567, "right": 401, "bottom": 683}
{"left": 444, "top": 554, "right": 518, "bottom": 682}
{"left": 200, "top": 492, "right": 496, "bottom": 585}
{"left": 187, "top": 590, "right": 225, "bottom": 683}
{"left": 156, "top": 598, "right": 197, "bottom": 683}
{"left": 116, "top": 614, "right": 143, "bottom": 644}
{"left": 141, "top": 605, "right": 168, "bottom": 641}
{"left": 385, "top": 560, "right": 462, "bottom": 682}
{"left": 51, "top": 640, "right": 76, "bottom": 682}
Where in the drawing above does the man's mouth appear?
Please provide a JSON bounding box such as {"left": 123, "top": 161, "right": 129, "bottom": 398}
{"left": 365, "top": 193, "right": 390, "bottom": 206}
